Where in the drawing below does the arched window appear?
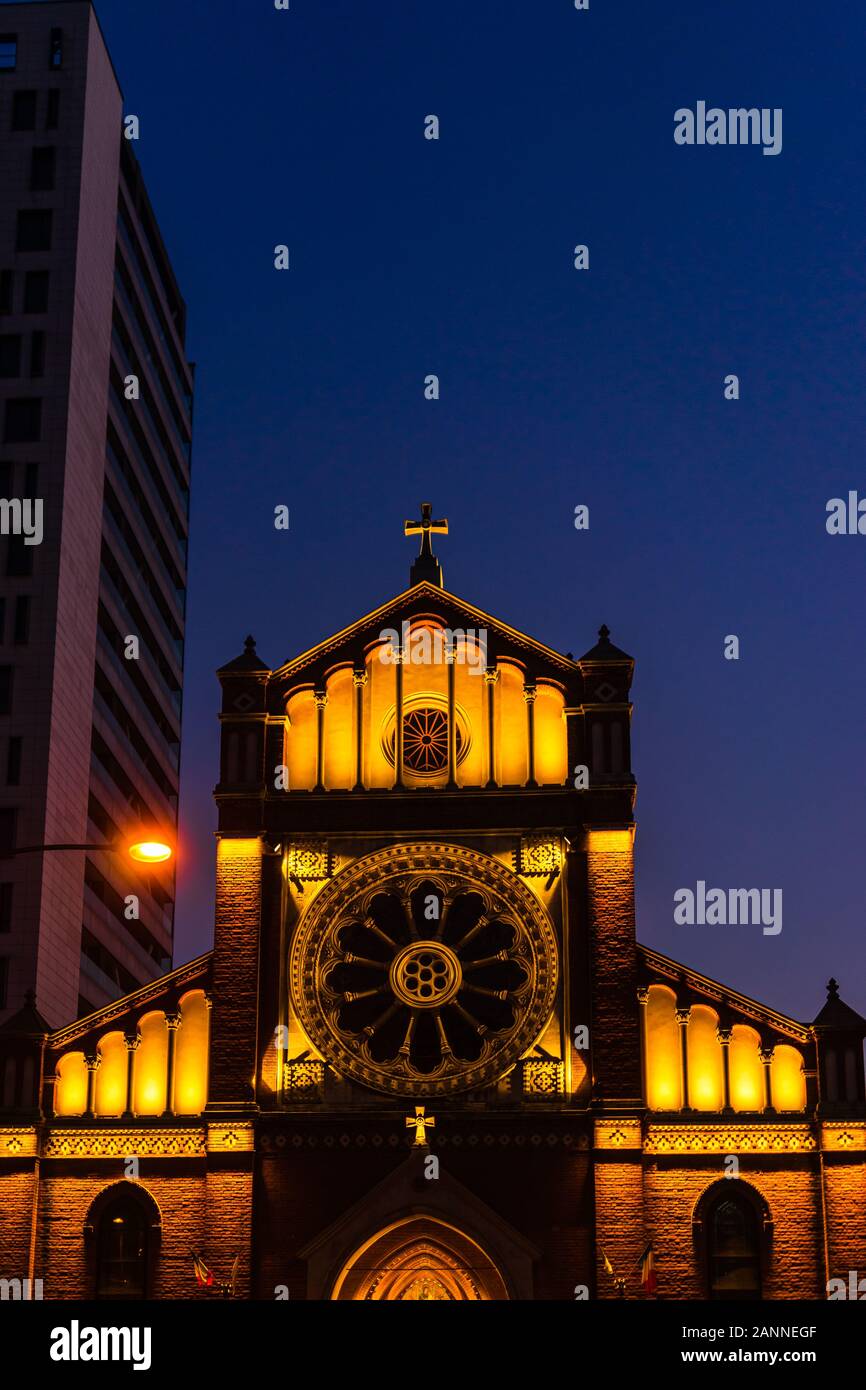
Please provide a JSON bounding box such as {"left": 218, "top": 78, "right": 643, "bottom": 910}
{"left": 88, "top": 1184, "right": 160, "bottom": 1300}
{"left": 706, "top": 1192, "right": 762, "bottom": 1300}
{"left": 96, "top": 1193, "right": 148, "bottom": 1299}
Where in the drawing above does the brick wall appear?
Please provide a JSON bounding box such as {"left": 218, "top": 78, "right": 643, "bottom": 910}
{"left": 584, "top": 839, "right": 643, "bottom": 1101}
{"left": 642, "top": 1159, "right": 824, "bottom": 1300}
{"left": 593, "top": 1150, "right": 647, "bottom": 1298}
{"left": 208, "top": 839, "right": 262, "bottom": 1105}
{"left": 23, "top": 1164, "right": 207, "bottom": 1299}
{"left": 0, "top": 1167, "right": 36, "bottom": 1281}
{"left": 824, "top": 1154, "right": 866, "bottom": 1291}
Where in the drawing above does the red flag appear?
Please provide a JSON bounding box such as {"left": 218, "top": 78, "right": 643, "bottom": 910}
{"left": 639, "top": 1243, "right": 656, "bottom": 1294}
{"left": 191, "top": 1251, "right": 214, "bottom": 1287}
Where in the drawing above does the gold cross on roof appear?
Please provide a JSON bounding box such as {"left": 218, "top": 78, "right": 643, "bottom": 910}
{"left": 404, "top": 503, "right": 448, "bottom": 588}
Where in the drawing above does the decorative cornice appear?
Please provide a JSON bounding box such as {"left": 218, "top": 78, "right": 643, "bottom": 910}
{"left": 821, "top": 1123, "right": 866, "bottom": 1152}
{"left": 637, "top": 944, "right": 811, "bottom": 1044}
{"left": 206, "top": 1123, "right": 255, "bottom": 1154}
{"left": 43, "top": 1128, "right": 206, "bottom": 1159}
{"left": 270, "top": 583, "right": 580, "bottom": 686}
{"left": 48, "top": 953, "right": 213, "bottom": 1050}
{"left": 595, "top": 1118, "right": 642, "bottom": 1151}
{"left": 259, "top": 1126, "right": 590, "bottom": 1152}
{"left": 645, "top": 1123, "right": 816, "bottom": 1155}
{"left": 0, "top": 1127, "right": 38, "bottom": 1158}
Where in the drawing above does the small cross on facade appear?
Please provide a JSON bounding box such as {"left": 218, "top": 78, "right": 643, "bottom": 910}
{"left": 406, "top": 1104, "right": 435, "bottom": 1147}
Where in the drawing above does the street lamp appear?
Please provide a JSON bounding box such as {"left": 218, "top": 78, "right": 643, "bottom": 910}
{"left": 127, "top": 840, "right": 173, "bottom": 865}
{"left": 6, "top": 836, "right": 174, "bottom": 863}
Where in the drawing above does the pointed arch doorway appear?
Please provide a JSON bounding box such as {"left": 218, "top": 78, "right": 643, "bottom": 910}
{"left": 331, "top": 1216, "right": 509, "bottom": 1301}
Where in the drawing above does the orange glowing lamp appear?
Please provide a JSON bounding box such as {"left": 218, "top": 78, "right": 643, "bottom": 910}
{"left": 128, "top": 839, "right": 173, "bottom": 865}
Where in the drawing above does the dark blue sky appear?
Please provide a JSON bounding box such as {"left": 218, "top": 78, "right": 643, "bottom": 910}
{"left": 87, "top": 0, "right": 865, "bottom": 1021}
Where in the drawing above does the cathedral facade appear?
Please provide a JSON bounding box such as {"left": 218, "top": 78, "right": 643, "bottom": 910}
{"left": 1, "top": 513, "right": 864, "bottom": 1301}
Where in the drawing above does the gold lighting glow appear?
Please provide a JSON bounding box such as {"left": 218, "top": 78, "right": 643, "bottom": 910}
{"left": 95, "top": 1032, "right": 127, "bottom": 1117}
{"left": 173, "top": 991, "right": 210, "bottom": 1115}
{"left": 645, "top": 986, "right": 682, "bottom": 1109}
{"left": 533, "top": 684, "right": 568, "bottom": 785}
{"left": 586, "top": 828, "right": 634, "bottom": 853}
{"left": 54, "top": 1052, "right": 88, "bottom": 1117}
{"left": 686, "top": 1005, "right": 725, "bottom": 1110}
{"left": 132, "top": 1012, "right": 169, "bottom": 1116}
{"left": 771, "top": 1043, "right": 807, "bottom": 1111}
{"left": 729, "top": 1024, "right": 764, "bottom": 1111}
{"left": 128, "top": 840, "right": 173, "bottom": 864}
{"left": 495, "top": 662, "right": 528, "bottom": 785}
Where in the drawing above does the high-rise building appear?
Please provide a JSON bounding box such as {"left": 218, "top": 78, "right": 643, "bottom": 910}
{"left": 0, "top": 1, "right": 194, "bottom": 1026}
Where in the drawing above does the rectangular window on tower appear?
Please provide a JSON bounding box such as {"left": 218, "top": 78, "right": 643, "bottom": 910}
{"left": 49, "top": 29, "right": 63, "bottom": 70}
{"left": 4, "top": 398, "right": 41, "bottom": 444}
{"left": 23, "top": 271, "right": 48, "bottom": 314}
{"left": 0, "top": 883, "right": 12, "bottom": 933}
{"left": 11, "top": 90, "right": 37, "bottom": 130}
{"left": 30, "top": 147, "right": 56, "bottom": 192}
{"left": 12, "top": 596, "right": 29, "bottom": 646}
{"left": 0, "top": 668, "right": 12, "bottom": 715}
{"left": 0, "top": 809, "right": 17, "bottom": 857}
{"left": 29, "top": 332, "right": 45, "bottom": 378}
{"left": 0, "top": 273, "right": 12, "bottom": 315}
{"left": 0, "top": 957, "right": 7, "bottom": 1008}
{"left": 0, "top": 36, "right": 17, "bottom": 71}
{"left": 6, "top": 537, "right": 33, "bottom": 578}
{"left": 6, "top": 737, "right": 21, "bottom": 786}
{"left": 0, "top": 336, "right": 22, "bottom": 378}
{"left": 46, "top": 89, "right": 60, "bottom": 129}
{"left": 16, "top": 210, "right": 53, "bottom": 253}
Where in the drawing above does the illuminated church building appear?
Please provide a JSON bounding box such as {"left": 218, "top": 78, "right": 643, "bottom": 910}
{"left": 1, "top": 508, "right": 865, "bottom": 1302}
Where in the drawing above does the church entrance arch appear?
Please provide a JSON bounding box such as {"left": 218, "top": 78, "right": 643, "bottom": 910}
{"left": 331, "top": 1215, "right": 510, "bottom": 1300}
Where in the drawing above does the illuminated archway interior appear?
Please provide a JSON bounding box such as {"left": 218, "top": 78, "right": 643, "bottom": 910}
{"left": 332, "top": 1216, "right": 509, "bottom": 1301}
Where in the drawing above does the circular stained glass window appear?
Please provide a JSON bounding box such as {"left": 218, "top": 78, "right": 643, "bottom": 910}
{"left": 383, "top": 702, "right": 467, "bottom": 777}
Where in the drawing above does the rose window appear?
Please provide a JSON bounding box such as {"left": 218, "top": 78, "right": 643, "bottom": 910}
{"left": 289, "top": 842, "right": 558, "bottom": 1096}
{"left": 382, "top": 701, "right": 468, "bottom": 778}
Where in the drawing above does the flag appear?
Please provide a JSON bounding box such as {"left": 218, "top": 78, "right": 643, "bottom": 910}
{"left": 639, "top": 1243, "right": 656, "bottom": 1294}
{"left": 601, "top": 1249, "right": 615, "bottom": 1277}
{"left": 191, "top": 1250, "right": 214, "bottom": 1287}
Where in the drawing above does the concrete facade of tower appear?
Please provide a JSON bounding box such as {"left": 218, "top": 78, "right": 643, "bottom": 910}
{"left": 0, "top": 1, "right": 194, "bottom": 1026}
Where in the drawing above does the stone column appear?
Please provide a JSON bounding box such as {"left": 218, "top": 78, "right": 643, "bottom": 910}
{"left": 446, "top": 644, "right": 457, "bottom": 787}
{"left": 484, "top": 666, "right": 498, "bottom": 787}
{"left": 122, "top": 1034, "right": 140, "bottom": 1119}
{"left": 84, "top": 1053, "right": 100, "bottom": 1119}
{"left": 717, "top": 1027, "right": 733, "bottom": 1112}
{"left": 760, "top": 1045, "right": 775, "bottom": 1114}
{"left": 523, "top": 681, "right": 537, "bottom": 788}
{"left": 164, "top": 1011, "right": 182, "bottom": 1117}
{"left": 676, "top": 1007, "right": 692, "bottom": 1111}
{"left": 313, "top": 689, "right": 328, "bottom": 791}
{"left": 395, "top": 647, "right": 405, "bottom": 788}
{"left": 352, "top": 667, "right": 366, "bottom": 790}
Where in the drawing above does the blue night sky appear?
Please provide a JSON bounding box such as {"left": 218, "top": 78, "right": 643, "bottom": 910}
{"left": 82, "top": 0, "right": 865, "bottom": 1021}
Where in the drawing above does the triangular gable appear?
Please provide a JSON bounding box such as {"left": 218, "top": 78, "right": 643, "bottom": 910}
{"left": 47, "top": 951, "right": 213, "bottom": 1051}
{"left": 271, "top": 581, "right": 580, "bottom": 689}
{"left": 638, "top": 943, "right": 811, "bottom": 1044}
